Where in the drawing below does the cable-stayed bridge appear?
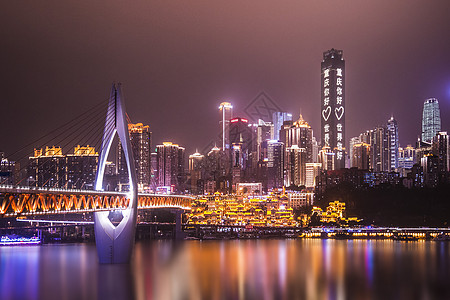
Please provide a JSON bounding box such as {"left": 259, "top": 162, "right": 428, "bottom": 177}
{"left": 1, "top": 83, "right": 191, "bottom": 263}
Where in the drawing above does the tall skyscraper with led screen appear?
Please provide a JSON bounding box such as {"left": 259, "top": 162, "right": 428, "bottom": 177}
{"left": 321, "top": 48, "right": 345, "bottom": 169}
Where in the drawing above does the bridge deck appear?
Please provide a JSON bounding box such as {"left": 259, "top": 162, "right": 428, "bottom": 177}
{"left": 0, "top": 185, "right": 192, "bottom": 217}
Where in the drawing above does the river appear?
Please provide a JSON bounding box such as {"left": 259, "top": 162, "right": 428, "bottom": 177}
{"left": 1, "top": 239, "right": 450, "bottom": 299}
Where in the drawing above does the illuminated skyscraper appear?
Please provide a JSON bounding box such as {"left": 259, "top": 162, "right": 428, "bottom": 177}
{"left": 321, "top": 48, "right": 345, "bottom": 169}
{"left": 387, "top": 116, "right": 399, "bottom": 171}
{"left": 189, "top": 151, "right": 205, "bottom": 194}
{"left": 267, "top": 140, "right": 284, "bottom": 190}
{"left": 118, "top": 122, "right": 151, "bottom": 192}
{"left": 156, "top": 142, "right": 185, "bottom": 193}
{"left": 219, "top": 102, "right": 233, "bottom": 151}
{"left": 421, "top": 98, "right": 441, "bottom": 143}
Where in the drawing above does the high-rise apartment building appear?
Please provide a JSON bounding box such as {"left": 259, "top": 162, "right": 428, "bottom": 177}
{"left": 285, "top": 145, "right": 306, "bottom": 187}
{"left": 351, "top": 142, "right": 370, "bottom": 170}
{"left": 189, "top": 151, "right": 205, "bottom": 194}
{"left": 432, "top": 132, "right": 449, "bottom": 173}
{"left": 118, "top": 122, "right": 151, "bottom": 192}
{"left": 422, "top": 98, "right": 441, "bottom": 143}
{"left": 387, "top": 116, "right": 399, "bottom": 171}
{"left": 28, "top": 146, "right": 65, "bottom": 188}
{"left": 28, "top": 146, "right": 98, "bottom": 189}
{"left": 305, "top": 163, "right": 322, "bottom": 188}
{"left": 321, "top": 48, "right": 345, "bottom": 169}
{"left": 267, "top": 140, "right": 284, "bottom": 190}
{"left": 282, "top": 115, "right": 314, "bottom": 163}
{"left": 156, "top": 142, "right": 185, "bottom": 193}
{"left": 370, "top": 127, "right": 390, "bottom": 172}
{"left": 66, "top": 145, "right": 98, "bottom": 189}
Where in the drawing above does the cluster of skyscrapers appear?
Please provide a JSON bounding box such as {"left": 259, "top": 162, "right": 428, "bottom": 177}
{"left": 1, "top": 48, "right": 448, "bottom": 194}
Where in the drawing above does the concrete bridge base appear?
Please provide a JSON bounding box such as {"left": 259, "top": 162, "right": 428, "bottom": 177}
{"left": 94, "top": 209, "right": 136, "bottom": 264}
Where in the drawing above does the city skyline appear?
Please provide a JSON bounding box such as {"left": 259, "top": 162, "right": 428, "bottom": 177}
{"left": 1, "top": 1, "right": 450, "bottom": 158}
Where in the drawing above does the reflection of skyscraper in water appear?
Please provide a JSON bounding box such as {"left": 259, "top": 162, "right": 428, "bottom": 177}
{"left": 219, "top": 102, "right": 233, "bottom": 151}
{"left": 421, "top": 98, "right": 441, "bottom": 143}
{"left": 321, "top": 48, "right": 345, "bottom": 169}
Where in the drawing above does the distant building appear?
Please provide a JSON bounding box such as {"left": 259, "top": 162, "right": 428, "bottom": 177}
{"left": 351, "top": 142, "right": 370, "bottom": 170}
{"left": 398, "top": 145, "right": 416, "bottom": 170}
{"left": 321, "top": 48, "right": 346, "bottom": 169}
{"left": 0, "top": 152, "right": 19, "bottom": 185}
{"left": 219, "top": 102, "right": 233, "bottom": 151}
{"left": 189, "top": 151, "right": 204, "bottom": 194}
{"left": 272, "top": 112, "right": 292, "bottom": 141}
{"left": 318, "top": 146, "right": 335, "bottom": 171}
{"left": 370, "top": 126, "right": 390, "bottom": 172}
{"left": 422, "top": 98, "right": 441, "bottom": 143}
{"left": 285, "top": 145, "right": 306, "bottom": 187}
{"left": 156, "top": 142, "right": 185, "bottom": 193}
{"left": 267, "top": 140, "right": 284, "bottom": 190}
{"left": 432, "top": 131, "right": 449, "bottom": 173}
{"left": 305, "top": 163, "right": 322, "bottom": 188}
{"left": 387, "top": 116, "right": 399, "bottom": 171}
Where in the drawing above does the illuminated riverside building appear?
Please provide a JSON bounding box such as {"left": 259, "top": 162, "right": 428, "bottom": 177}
{"left": 156, "top": 142, "right": 185, "bottom": 193}
{"left": 118, "top": 122, "right": 151, "bottom": 192}
{"left": 288, "top": 191, "right": 314, "bottom": 209}
{"left": 422, "top": 98, "right": 441, "bottom": 143}
{"left": 28, "top": 146, "right": 65, "bottom": 188}
{"left": 187, "top": 192, "right": 298, "bottom": 227}
{"left": 28, "top": 145, "right": 98, "bottom": 189}
{"left": 321, "top": 48, "right": 345, "bottom": 169}
{"left": 66, "top": 145, "right": 98, "bottom": 189}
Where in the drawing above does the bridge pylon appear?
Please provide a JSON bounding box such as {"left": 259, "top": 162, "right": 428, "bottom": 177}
{"left": 94, "top": 83, "right": 138, "bottom": 264}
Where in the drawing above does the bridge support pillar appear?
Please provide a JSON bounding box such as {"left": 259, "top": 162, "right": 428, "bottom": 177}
{"left": 94, "top": 83, "right": 138, "bottom": 264}
{"left": 173, "top": 209, "right": 184, "bottom": 240}
{"left": 94, "top": 208, "right": 137, "bottom": 264}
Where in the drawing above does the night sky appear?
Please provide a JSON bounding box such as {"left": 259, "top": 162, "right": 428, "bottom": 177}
{"left": 2, "top": 1, "right": 450, "bottom": 157}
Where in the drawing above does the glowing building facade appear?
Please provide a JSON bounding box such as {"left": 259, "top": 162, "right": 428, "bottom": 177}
{"left": 321, "top": 48, "right": 345, "bottom": 169}
{"left": 421, "top": 98, "right": 441, "bottom": 143}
